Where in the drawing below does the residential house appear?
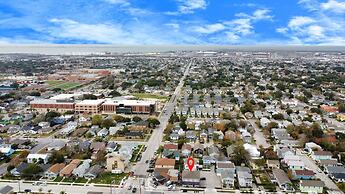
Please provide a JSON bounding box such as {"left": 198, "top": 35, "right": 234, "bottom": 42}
{"left": 224, "top": 130, "right": 238, "bottom": 141}
{"left": 155, "top": 158, "right": 175, "bottom": 169}
{"left": 272, "top": 169, "right": 293, "bottom": 191}
{"left": 106, "top": 142, "right": 118, "bottom": 153}
{"left": 90, "top": 142, "right": 106, "bottom": 160}
{"left": 287, "top": 160, "right": 305, "bottom": 171}
{"left": 186, "top": 131, "right": 197, "bottom": 142}
{"left": 73, "top": 159, "right": 91, "bottom": 177}
{"left": 0, "top": 146, "right": 14, "bottom": 157}
{"left": 181, "top": 170, "right": 200, "bottom": 187}
{"left": 106, "top": 153, "right": 127, "bottom": 174}
{"left": 84, "top": 165, "right": 103, "bottom": 179}
{"left": 202, "top": 156, "right": 216, "bottom": 167}
{"left": 213, "top": 131, "right": 224, "bottom": 140}
{"left": 260, "top": 117, "right": 270, "bottom": 128}
{"left": 167, "top": 169, "right": 179, "bottom": 182}
{"left": 60, "top": 159, "right": 81, "bottom": 177}
{"left": 27, "top": 154, "right": 49, "bottom": 164}
{"left": 319, "top": 159, "right": 338, "bottom": 169}
{"left": 169, "top": 133, "right": 179, "bottom": 141}
{"left": 163, "top": 144, "right": 178, "bottom": 152}
{"left": 10, "top": 163, "right": 29, "bottom": 176}
{"left": 216, "top": 161, "right": 235, "bottom": 175}
{"left": 326, "top": 166, "right": 345, "bottom": 183}
{"left": 300, "top": 180, "right": 324, "bottom": 193}
{"left": 208, "top": 145, "right": 220, "bottom": 159}
{"left": 44, "top": 163, "right": 65, "bottom": 179}
{"left": 311, "top": 151, "right": 333, "bottom": 161}
{"left": 292, "top": 169, "right": 316, "bottom": 180}
{"left": 193, "top": 142, "right": 204, "bottom": 157}
{"left": 236, "top": 166, "right": 253, "bottom": 188}
{"left": 97, "top": 128, "right": 109, "bottom": 137}
{"left": 181, "top": 144, "right": 192, "bottom": 157}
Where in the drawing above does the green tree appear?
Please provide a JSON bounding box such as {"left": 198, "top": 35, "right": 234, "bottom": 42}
{"left": 29, "top": 91, "right": 41, "bottom": 96}
{"left": 101, "top": 118, "right": 115, "bottom": 129}
{"left": 339, "top": 103, "right": 345, "bottom": 113}
{"left": 92, "top": 115, "right": 103, "bottom": 126}
{"left": 83, "top": 94, "right": 97, "bottom": 100}
{"left": 22, "top": 163, "right": 42, "bottom": 179}
{"left": 109, "top": 90, "right": 121, "bottom": 97}
{"left": 179, "top": 120, "right": 187, "bottom": 130}
{"left": 147, "top": 117, "right": 160, "bottom": 128}
{"left": 48, "top": 151, "right": 65, "bottom": 164}
{"left": 272, "top": 113, "right": 284, "bottom": 120}
{"left": 232, "top": 142, "right": 249, "bottom": 166}
{"left": 45, "top": 111, "right": 61, "bottom": 121}
{"left": 132, "top": 116, "right": 142, "bottom": 123}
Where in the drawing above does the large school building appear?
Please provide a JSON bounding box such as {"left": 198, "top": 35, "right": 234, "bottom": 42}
{"left": 30, "top": 98, "right": 156, "bottom": 115}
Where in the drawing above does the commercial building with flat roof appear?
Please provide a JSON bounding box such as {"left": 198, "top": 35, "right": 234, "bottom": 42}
{"left": 102, "top": 100, "right": 156, "bottom": 114}
{"left": 75, "top": 99, "right": 105, "bottom": 114}
{"left": 30, "top": 99, "right": 75, "bottom": 113}
{"left": 30, "top": 97, "right": 157, "bottom": 115}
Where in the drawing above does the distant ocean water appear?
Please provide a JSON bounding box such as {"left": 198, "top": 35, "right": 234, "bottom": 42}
{"left": 0, "top": 44, "right": 344, "bottom": 55}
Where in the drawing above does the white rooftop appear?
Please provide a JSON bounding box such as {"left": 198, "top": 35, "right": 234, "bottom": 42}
{"left": 30, "top": 99, "right": 74, "bottom": 104}
{"left": 103, "top": 99, "right": 155, "bottom": 106}
{"left": 76, "top": 99, "right": 105, "bottom": 105}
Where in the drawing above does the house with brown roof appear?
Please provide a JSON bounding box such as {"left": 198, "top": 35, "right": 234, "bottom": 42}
{"left": 44, "top": 163, "right": 65, "bottom": 179}
{"left": 155, "top": 158, "right": 175, "bottom": 169}
{"left": 59, "top": 159, "right": 80, "bottom": 177}
{"left": 163, "top": 143, "right": 178, "bottom": 151}
{"left": 292, "top": 169, "right": 316, "bottom": 180}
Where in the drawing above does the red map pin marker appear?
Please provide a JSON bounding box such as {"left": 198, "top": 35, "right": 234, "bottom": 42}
{"left": 187, "top": 157, "right": 195, "bottom": 171}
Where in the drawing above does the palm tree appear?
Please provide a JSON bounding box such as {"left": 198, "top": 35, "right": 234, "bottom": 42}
{"left": 48, "top": 189, "right": 52, "bottom": 193}
{"left": 60, "top": 191, "right": 66, "bottom": 194}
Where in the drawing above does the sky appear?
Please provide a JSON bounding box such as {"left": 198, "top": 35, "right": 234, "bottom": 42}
{"left": 0, "top": 0, "right": 344, "bottom": 45}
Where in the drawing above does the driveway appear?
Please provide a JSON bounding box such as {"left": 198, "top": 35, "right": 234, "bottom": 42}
{"left": 200, "top": 167, "right": 221, "bottom": 189}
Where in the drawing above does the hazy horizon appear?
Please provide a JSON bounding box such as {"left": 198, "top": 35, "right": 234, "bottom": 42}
{"left": 0, "top": 44, "right": 344, "bottom": 55}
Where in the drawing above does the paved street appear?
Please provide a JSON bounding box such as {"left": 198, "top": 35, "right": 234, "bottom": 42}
{"left": 247, "top": 119, "right": 270, "bottom": 149}
{"left": 132, "top": 61, "right": 192, "bottom": 177}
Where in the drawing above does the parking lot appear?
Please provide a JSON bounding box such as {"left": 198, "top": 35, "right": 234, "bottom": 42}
{"left": 200, "top": 167, "right": 222, "bottom": 189}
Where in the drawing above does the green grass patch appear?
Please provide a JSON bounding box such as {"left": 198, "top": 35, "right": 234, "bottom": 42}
{"left": 62, "top": 177, "right": 75, "bottom": 183}
{"left": 337, "top": 183, "right": 345, "bottom": 192}
{"left": 74, "top": 177, "right": 88, "bottom": 183}
{"left": 132, "top": 93, "right": 168, "bottom": 100}
{"left": 55, "top": 82, "right": 82, "bottom": 90}
{"left": 130, "top": 145, "right": 145, "bottom": 162}
{"left": 54, "top": 176, "right": 63, "bottom": 182}
{"left": 46, "top": 80, "right": 64, "bottom": 85}
{"left": 91, "top": 172, "right": 127, "bottom": 185}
